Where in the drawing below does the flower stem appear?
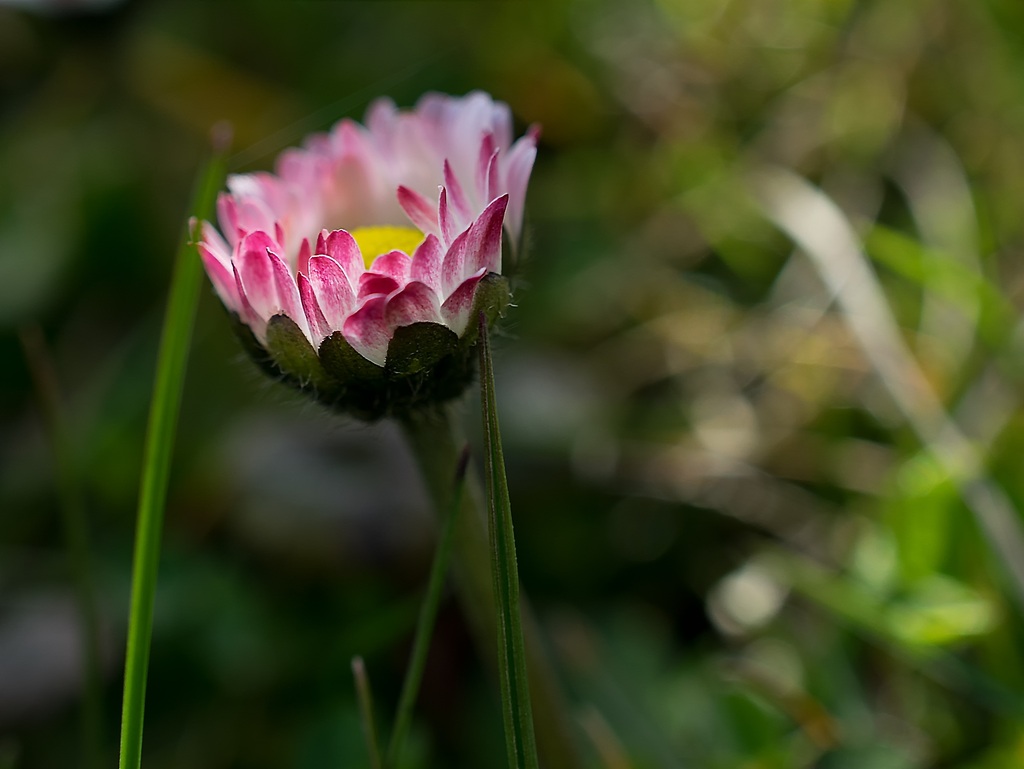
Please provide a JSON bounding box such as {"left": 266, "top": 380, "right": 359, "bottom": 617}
{"left": 117, "top": 138, "right": 228, "bottom": 769}
{"left": 385, "top": 445, "right": 469, "bottom": 769}
{"left": 477, "top": 313, "right": 539, "bottom": 769}
{"left": 398, "top": 408, "right": 583, "bottom": 769}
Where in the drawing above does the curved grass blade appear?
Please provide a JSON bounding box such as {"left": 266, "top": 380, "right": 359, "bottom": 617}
{"left": 352, "top": 657, "right": 383, "bottom": 769}
{"left": 385, "top": 445, "right": 470, "bottom": 769}
{"left": 478, "top": 313, "right": 540, "bottom": 769}
{"left": 749, "top": 165, "right": 1024, "bottom": 617}
{"left": 117, "top": 131, "right": 229, "bottom": 769}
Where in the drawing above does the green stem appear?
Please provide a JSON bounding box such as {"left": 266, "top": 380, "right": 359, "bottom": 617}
{"left": 477, "top": 314, "right": 539, "bottom": 769}
{"left": 399, "top": 409, "right": 582, "bottom": 769}
{"left": 385, "top": 445, "right": 469, "bottom": 769}
{"left": 352, "top": 657, "right": 384, "bottom": 769}
{"left": 117, "top": 141, "right": 227, "bottom": 769}
{"left": 19, "top": 325, "right": 104, "bottom": 769}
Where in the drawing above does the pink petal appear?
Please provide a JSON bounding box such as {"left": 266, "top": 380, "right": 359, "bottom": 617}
{"left": 410, "top": 234, "right": 444, "bottom": 293}
{"left": 275, "top": 147, "right": 314, "bottom": 186}
{"left": 296, "top": 237, "right": 312, "bottom": 276}
{"left": 330, "top": 119, "right": 371, "bottom": 159}
{"left": 504, "top": 134, "right": 538, "bottom": 244}
{"left": 267, "top": 248, "right": 308, "bottom": 336}
{"left": 200, "top": 221, "right": 230, "bottom": 260}
{"left": 455, "top": 93, "right": 512, "bottom": 179}
{"left": 466, "top": 194, "right": 507, "bottom": 275}
{"left": 236, "top": 232, "right": 280, "bottom": 319}
{"left": 422, "top": 91, "right": 496, "bottom": 178}
{"left": 232, "top": 261, "right": 263, "bottom": 336}
{"left": 197, "top": 220, "right": 237, "bottom": 303}
{"left": 440, "top": 194, "right": 507, "bottom": 295}
{"left": 234, "top": 198, "right": 277, "bottom": 241}
{"left": 438, "top": 187, "right": 457, "bottom": 247}
{"left": 369, "top": 250, "right": 412, "bottom": 283}
{"left": 304, "top": 132, "right": 332, "bottom": 155}
{"left": 343, "top": 295, "right": 390, "bottom": 366}
{"left": 307, "top": 255, "right": 356, "bottom": 330}
{"left": 440, "top": 269, "right": 487, "bottom": 336}
{"left": 386, "top": 281, "right": 442, "bottom": 329}
{"left": 443, "top": 159, "right": 472, "bottom": 220}
{"left": 490, "top": 98, "right": 515, "bottom": 151}
{"left": 476, "top": 132, "right": 497, "bottom": 200}
{"left": 483, "top": 148, "right": 499, "bottom": 204}
{"left": 298, "top": 273, "right": 332, "bottom": 345}
{"left": 319, "top": 230, "right": 365, "bottom": 290}
{"left": 323, "top": 122, "right": 386, "bottom": 223}
{"left": 234, "top": 230, "right": 309, "bottom": 337}
{"left": 358, "top": 273, "right": 400, "bottom": 299}
{"left": 485, "top": 149, "right": 501, "bottom": 205}
{"left": 198, "top": 242, "right": 241, "bottom": 312}
{"left": 217, "top": 193, "right": 241, "bottom": 247}
{"left": 227, "top": 172, "right": 278, "bottom": 204}
{"left": 398, "top": 185, "right": 439, "bottom": 235}
{"left": 366, "top": 96, "right": 399, "bottom": 140}
{"left": 440, "top": 229, "right": 468, "bottom": 297}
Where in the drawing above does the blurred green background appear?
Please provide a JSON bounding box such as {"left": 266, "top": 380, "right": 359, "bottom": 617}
{"left": 6, "top": 0, "right": 1024, "bottom": 766}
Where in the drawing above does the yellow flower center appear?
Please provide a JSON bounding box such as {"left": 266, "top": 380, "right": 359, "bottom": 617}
{"left": 349, "top": 226, "right": 425, "bottom": 268}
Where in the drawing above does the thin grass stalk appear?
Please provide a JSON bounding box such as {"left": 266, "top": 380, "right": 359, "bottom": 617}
{"left": 385, "top": 445, "right": 470, "bottom": 769}
{"left": 19, "top": 325, "right": 104, "bottom": 769}
{"left": 352, "top": 657, "right": 384, "bottom": 769}
{"left": 117, "top": 137, "right": 228, "bottom": 769}
{"left": 477, "top": 313, "right": 539, "bottom": 769}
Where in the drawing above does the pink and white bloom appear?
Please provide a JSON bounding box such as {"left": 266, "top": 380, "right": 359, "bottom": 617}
{"left": 199, "top": 91, "right": 538, "bottom": 368}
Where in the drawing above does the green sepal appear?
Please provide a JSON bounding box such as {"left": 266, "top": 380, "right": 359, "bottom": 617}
{"left": 319, "top": 330, "right": 385, "bottom": 384}
{"left": 385, "top": 322, "right": 459, "bottom": 377}
{"left": 265, "top": 314, "right": 331, "bottom": 392}
{"left": 224, "top": 272, "right": 512, "bottom": 421}
{"left": 459, "top": 273, "right": 511, "bottom": 349}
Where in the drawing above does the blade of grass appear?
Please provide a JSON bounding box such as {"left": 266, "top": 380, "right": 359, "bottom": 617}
{"left": 891, "top": 126, "right": 982, "bottom": 371}
{"left": 749, "top": 165, "right": 1024, "bottom": 617}
{"left": 352, "top": 657, "right": 383, "bottom": 769}
{"left": 385, "top": 445, "right": 470, "bottom": 769}
{"left": 19, "top": 325, "right": 104, "bottom": 769}
{"left": 478, "top": 312, "right": 540, "bottom": 769}
{"left": 117, "top": 129, "right": 229, "bottom": 769}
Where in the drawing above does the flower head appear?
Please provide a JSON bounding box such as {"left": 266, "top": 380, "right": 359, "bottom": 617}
{"left": 198, "top": 92, "right": 538, "bottom": 419}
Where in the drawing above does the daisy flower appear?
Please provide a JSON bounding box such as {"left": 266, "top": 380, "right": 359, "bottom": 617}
{"left": 198, "top": 92, "right": 537, "bottom": 418}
